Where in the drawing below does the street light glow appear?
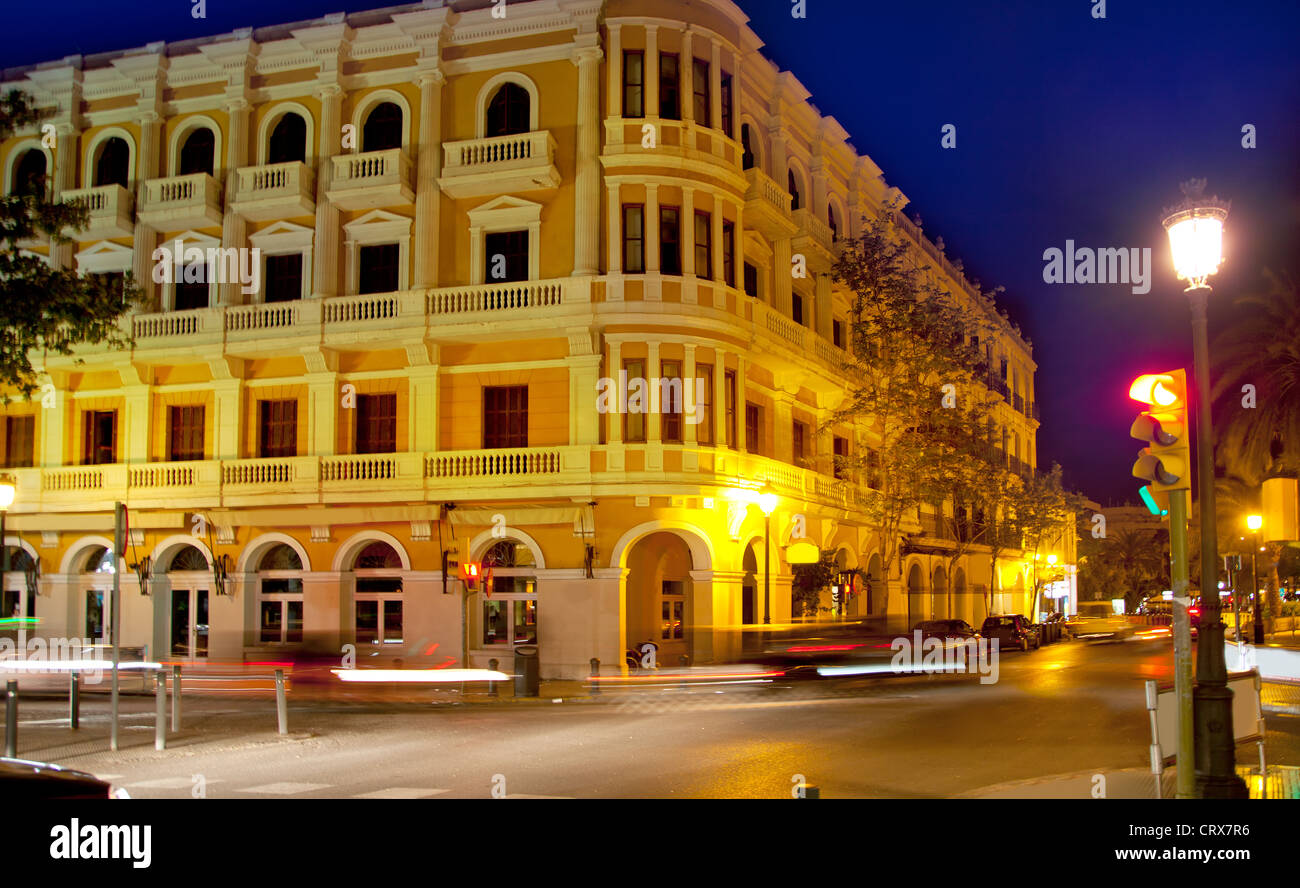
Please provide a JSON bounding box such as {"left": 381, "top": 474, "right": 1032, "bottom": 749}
{"left": 0, "top": 479, "right": 14, "bottom": 511}
{"left": 757, "top": 491, "right": 778, "bottom": 516}
{"left": 1246, "top": 514, "right": 1262, "bottom": 531}
{"left": 1161, "top": 180, "right": 1230, "bottom": 288}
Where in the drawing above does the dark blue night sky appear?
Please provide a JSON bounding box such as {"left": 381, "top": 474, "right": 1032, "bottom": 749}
{"left": 3, "top": 0, "right": 1296, "bottom": 505}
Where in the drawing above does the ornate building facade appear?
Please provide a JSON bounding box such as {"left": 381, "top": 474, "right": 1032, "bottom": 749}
{"left": 0, "top": 0, "right": 1061, "bottom": 678}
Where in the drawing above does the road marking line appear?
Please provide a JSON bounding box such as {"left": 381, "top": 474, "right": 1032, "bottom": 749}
{"left": 129, "top": 776, "right": 223, "bottom": 790}
{"left": 353, "top": 787, "right": 451, "bottom": 799}
{"left": 503, "top": 793, "right": 575, "bottom": 799}
{"left": 240, "top": 782, "right": 330, "bottom": 795}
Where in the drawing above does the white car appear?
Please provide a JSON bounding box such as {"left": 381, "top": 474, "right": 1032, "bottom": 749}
{"left": 1067, "top": 602, "right": 1136, "bottom": 642}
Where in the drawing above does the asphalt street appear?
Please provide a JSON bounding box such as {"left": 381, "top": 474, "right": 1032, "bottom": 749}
{"left": 11, "top": 637, "right": 1300, "bottom": 799}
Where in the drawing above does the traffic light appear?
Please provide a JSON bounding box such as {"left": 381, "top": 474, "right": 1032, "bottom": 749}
{"left": 1129, "top": 370, "right": 1190, "bottom": 509}
{"left": 460, "top": 561, "right": 481, "bottom": 592}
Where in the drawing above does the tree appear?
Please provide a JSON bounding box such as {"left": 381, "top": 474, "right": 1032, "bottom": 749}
{"left": 1, "top": 89, "right": 137, "bottom": 398}
{"left": 1211, "top": 270, "right": 1300, "bottom": 485}
{"left": 1012, "top": 463, "right": 1071, "bottom": 617}
{"left": 830, "top": 207, "right": 996, "bottom": 623}
{"left": 1111, "top": 528, "right": 1164, "bottom": 610}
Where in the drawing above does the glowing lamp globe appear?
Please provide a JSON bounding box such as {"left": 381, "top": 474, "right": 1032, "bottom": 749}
{"left": 1161, "top": 180, "right": 1230, "bottom": 288}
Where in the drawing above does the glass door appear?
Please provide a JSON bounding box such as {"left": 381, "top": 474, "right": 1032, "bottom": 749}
{"left": 170, "top": 588, "right": 209, "bottom": 658}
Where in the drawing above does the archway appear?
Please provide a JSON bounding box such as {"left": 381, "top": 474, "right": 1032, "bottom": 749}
{"left": 741, "top": 542, "right": 758, "bottom": 626}
{"left": 485, "top": 82, "right": 530, "bottom": 138}
{"left": 164, "top": 544, "right": 211, "bottom": 659}
{"left": 267, "top": 112, "right": 308, "bottom": 165}
{"left": 351, "top": 541, "right": 404, "bottom": 647}
{"left": 94, "top": 137, "right": 130, "bottom": 188}
{"left": 863, "top": 553, "right": 884, "bottom": 619}
{"left": 907, "top": 561, "right": 925, "bottom": 627}
{"left": 624, "top": 531, "right": 695, "bottom": 667}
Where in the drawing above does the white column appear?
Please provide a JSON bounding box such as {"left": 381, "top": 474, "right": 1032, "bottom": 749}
{"left": 684, "top": 344, "right": 697, "bottom": 446}
{"left": 572, "top": 46, "right": 603, "bottom": 277}
{"left": 307, "top": 374, "right": 338, "bottom": 456}
{"left": 51, "top": 123, "right": 78, "bottom": 270}
{"left": 132, "top": 112, "right": 161, "bottom": 310}
{"left": 710, "top": 38, "right": 722, "bottom": 141}
{"left": 815, "top": 272, "right": 832, "bottom": 340}
{"left": 645, "top": 184, "right": 660, "bottom": 273}
{"left": 212, "top": 380, "right": 243, "bottom": 460}
{"left": 413, "top": 69, "right": 444, "bottom": 290}
{"left": 408, "top": 365, "right": 439, "bottom": 453}
{"left": 735, "top": 355, "right": 747, "bottom": 452}
{"left": 714, "top": 349, "right": 727, "bottom": 449}
{"left": 732, "top": 197, "right": 744, "bottom": 297}
{"left": 606, "top": 180, "right": 622, "bottom": 274}
{"left": 607, "top": 340, "right": 622, "bottom": 444}
{"left": 219, "top": 98, "right": 250, "bottom": 306}
{"left": 681, "top": 30, "right": 694, "bottom": 124}
{"left": 123, "top": 385, "right": 152, "bottom": 463}
{"left": 774, "top": 237, "right": 792, "bottom": 314}
{"left": 313, "top": 86, "right": 343, "bottom": 298}
{"left": 607, "top": 24, "right": 622, "bottom": 119}
{"left": 646, "top": 340, "right": 661, "bottom": 443}
{"left": 711, "top": 203, "right": 723, "bottom": 284}
{"left": 682, "top": 186, "right": 695, "bottom": 276}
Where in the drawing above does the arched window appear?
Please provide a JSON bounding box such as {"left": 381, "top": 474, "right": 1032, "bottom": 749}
{"left": 258, "top": 543, "right": 304, "bottom": 644}
{"left": 828, "top": 205, "right": 839, "bottom": 242}
{"left": 353, "top": 541, "right": 403, "bottom": 646}
{"left": 485, "top": 83, "right": 530, "bottom": 138}
{"left": 177, "top": 127, "right": 215, "bottom": 176}
{"left": 741, "top": 124, "right": 755, "bottom": 170}
{"left": 362, "top": 102, "right": 403, "bottom": 152}
{"left": 80, "top": 546, "right": 116, "bottom": 574}
{"left": 11, "top": 149, "right": 46, "bottom": 197}
{"left": 788, "top": 169, "right": 801, "bottom": 211}
{"left": 267, "top": 113, "right": 308, "bottom": 165}
{"left": 168, "top": 545, "right": 209, "bottom": 572}
{"left": 94, "top": 137, "right": 130, "bottom": 188}
{"left": 479, "top": 539, "right": 537, "bottom": 646}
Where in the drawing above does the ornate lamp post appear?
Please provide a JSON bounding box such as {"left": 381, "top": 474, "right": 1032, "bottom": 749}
{"left": 1161, "top": 179, "right": 1247, "bottom": 798}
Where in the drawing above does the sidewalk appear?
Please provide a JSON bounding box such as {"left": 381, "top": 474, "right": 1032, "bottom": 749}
{"left": 959, "top": 766, "right": 1300, "bottom": 799}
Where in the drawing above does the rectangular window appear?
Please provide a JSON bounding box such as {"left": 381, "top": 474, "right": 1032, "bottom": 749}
{"left": 793, "top": 420, "right": 807, "bottom": 463}
{"left": 720, "top": 73, "right": 733, "bottom": 137}
{"left": 358, "top": 243, "right": 399, "bottom": 295}
{"left": 661, "top": 360, "right": 683, "bottom": 444}
{"left": 623, "top": 359, "right": 646, "bottom": 443}
{"left": 258, "top": 399, "right": 297, "bottom": 458}
{"left": 264, "top": 253, "right": 303, "bottom": 303}
{"left": 833, "top": 435, "right": 849, "bottom": 480}
{"left": 623, "top": 205, "right": 645, "bottom": 273}
{"left": 3, "top": 415, "right": 34, "bottom": 468}
{"left": 724, "top": 370, "right": 737, "bottom": 448}
{"left": 484, "top": 230, "right": 529, "bottom": 283}
{"left": 745, "top": 403, "right": 761, "bottom": 454}
{"left": 792, "top": 292, "right": 805, "bottom": 326}
{"left": 168, "top": 405, "right": 205, "bottom": 462}
{"left": 696, "top": 364, "right": 714, "bottom": 445}
{"left": 82, "top": 410, "right": 116, "bottom": 465}
{"left": 623, "top": 50, "right": 644, "bottom": 118}
{"left": 694, "top": 211, "right": 712, "bottom": 280}
{"left": 174, "top": 280, "right": 208, "bottom": 311}
{"left": 692, "top": 58, "right": 710, "bottom": 127}
{"left": 660, "top": 206, "right": 681, "bottom": 275}
{"left": 722, "top": 221, "right": 735, "bottom": 288}
{"left": 659, "top": 53, "right": 680, "bottom": 120}
{"left": 743, "top": 262, "right": 759, "bottom": 299}
{"left": 483, "top": 385, "right": 528, "bottom": 449}
{"left": 355, "top": 393, "right": 397, "bottom": 455}
{"left": 833, "top": 319, "right": 845, "bottom": 349}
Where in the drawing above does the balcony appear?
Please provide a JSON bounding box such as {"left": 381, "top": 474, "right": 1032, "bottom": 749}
{"left": 326, "top": 149, "right": 413, "bottom": 210}
{"left": 438, "top": 131, "right": 560, "bottom": 199}
{"left": 138, "top": 173, "right": 223, "bottom": 230}
{"left": 230, "top": 161, "right": 315, "bottom": 221}
{"left": 62, "top": 184, "right": 134, "bottom": 239}
{"left": 742, "top": 167, "right": 797, "bottom": 241}
{"left": 792, "top": 207, "right": 835, "bottom": 271}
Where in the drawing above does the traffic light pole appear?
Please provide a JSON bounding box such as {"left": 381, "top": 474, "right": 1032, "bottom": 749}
{"left": 1167, "top": 489, "right": 1194, "bottom": 799}
{"left": 1187, "top": 285, "right": 1247, "bottom": 798}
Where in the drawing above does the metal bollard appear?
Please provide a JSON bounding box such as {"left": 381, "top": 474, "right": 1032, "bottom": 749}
{"left": 274, "top": 669, "right": 288, "bottom": 735}
{"left": 589, "top": 657, "right": 600, "bottom": 695}
{"left": 800, "top": 784, "right": 821, "bottom": 799}
{"left": 5, "top": 681, "right": 17, "bottom": 757}
{"left": 171, "top": 664, "right": 181, "bottom": 732}
{"left": 488, "top": 659, "right": 499, "bottom": 696}
{"left": 154, "top": 671, "right": 167, "bottom": 751}
{"left": 69, "top": 673, "right": 80, "bottom": 730}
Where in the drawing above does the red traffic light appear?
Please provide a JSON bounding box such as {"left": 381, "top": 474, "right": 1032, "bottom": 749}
{"left": 460, "top": 561, "right": 481, "bottom": 590}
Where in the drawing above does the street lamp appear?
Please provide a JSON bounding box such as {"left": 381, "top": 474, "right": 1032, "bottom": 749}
{"left": 758, "top": 489, "right": 778, "bottom": 625}
{"left": 0, "top": 477, "right": 13, "bottom": 620}
{"left": 1161, "top": 179, "right": 1246, "bottom": 798}
{"left": 1246, "top": 515, "right": 1264, "bottom": 645}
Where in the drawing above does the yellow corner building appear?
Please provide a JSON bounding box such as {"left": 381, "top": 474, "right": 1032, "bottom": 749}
{"left": 0, "top": 0, "right": 1065, "bottom": 679}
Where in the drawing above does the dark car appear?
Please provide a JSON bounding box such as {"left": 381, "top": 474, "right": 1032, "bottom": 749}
{"left": 912, "top": 619, "right": 979, "bottom": 640}
{"left": 0, "top": 758, "right": 121, "bottom": 799}
{"left": 980, "top": 614, "right": 1040, "bottom": 651}
{"left": 744, "top": 619, "right": 897, "bottom": 678}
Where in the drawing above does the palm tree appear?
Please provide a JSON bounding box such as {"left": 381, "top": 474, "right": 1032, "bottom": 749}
{"left": 1112, "top": 528, "right": 1163, "bottom": 609}
{"left": 1212, "top": 270, "right": 1300, "bottom": 485}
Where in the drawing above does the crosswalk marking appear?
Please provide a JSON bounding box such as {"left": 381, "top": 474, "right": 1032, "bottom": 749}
{"left": 353, "top": 787, "right": 450, "bottom": 799}
{"left": 128, "top": 776, "right": 222, "bottom": 790}
{"left": 240, "top": 782, "right": 330, "bottom": 795}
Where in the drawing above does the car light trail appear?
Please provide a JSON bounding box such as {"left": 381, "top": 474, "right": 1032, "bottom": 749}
{"left": 331, "top": 668, "right": 509, "bottom": 683}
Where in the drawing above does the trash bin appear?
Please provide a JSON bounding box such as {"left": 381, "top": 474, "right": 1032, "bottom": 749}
{"left": 514, "top": 644, "right": 539, "bottom": 697}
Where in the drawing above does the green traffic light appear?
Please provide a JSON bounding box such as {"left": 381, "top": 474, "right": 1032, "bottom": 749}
{"left": 1139, "top": 485, "right": 1168, "bottom": 517}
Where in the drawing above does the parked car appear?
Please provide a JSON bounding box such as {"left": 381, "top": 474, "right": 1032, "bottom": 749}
{"left": 980, "top": 614, "right": 1039, "bottom": 651}
{"left": 0, "top": 757, "right": 124, "bottom": 799}
{"left": 912, "top": 619, "right": 980, "bottom": 640}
